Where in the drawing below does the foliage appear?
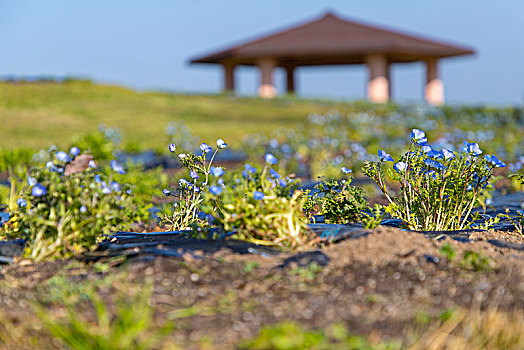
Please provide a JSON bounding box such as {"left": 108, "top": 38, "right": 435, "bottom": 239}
{"left": 71, "top": 125, "right": 122, "bottom": 161}
{"left": 0, "top": 147, "right": 35, "bottom": 172}
{"left": 304, "top": 170, "right": 368, "bottom": 224}
{"left": 360, "top": 204, "right": 386, "bottom": 229}
{"left": 1, "top": 149, "right": 138, "bottom": 262}
{"left": 201, "top": 155, "right": 312, "bottom": 249}
{"left": 439, "top": 243, "right": 457, "bottom": 262}
{"left": 363, "top": 129, "right": 505, "bottom": 231}
{"left": 239, "top": 321, "right": 400, "bottom": 350}
{"left": 500, "top": 209, "right": 524, "bottom": 235}
{"left": 460, "top": 250, "right": 494, "bottom": 272}
{"left": 35, "top": 278, "right": 172, "bottom": 350}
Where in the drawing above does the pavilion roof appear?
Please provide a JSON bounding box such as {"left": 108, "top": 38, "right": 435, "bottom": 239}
{"left": 190, "top": 12, "right": 475, "bottom": 67}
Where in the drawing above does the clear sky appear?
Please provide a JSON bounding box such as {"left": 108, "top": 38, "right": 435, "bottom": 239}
{"left": 1, "top": 0, "right": 522, "bottom": 105}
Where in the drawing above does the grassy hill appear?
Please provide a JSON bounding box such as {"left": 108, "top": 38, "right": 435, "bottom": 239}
{"left": 0, "top": 80, "right": 389, "bottom": 151}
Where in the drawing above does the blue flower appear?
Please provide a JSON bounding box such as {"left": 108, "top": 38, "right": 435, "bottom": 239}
{"left": 110, "top": 181, "right": 120, "bottom": 192}
{"left": 169, "top": 143, "right": 176, "bottom": 153}
{"left": 80, "top": 205, "right": 87, "bottom": 213}
{"left": 422, "top": 145, "right": 433, "bottom": 154}
{"left": 17, "top": 198, "right": 27, "bottom": 207}
{"left": 45, "top": 161, "right": 56, "bottom": 171}
{"left": 206, "top": 214, "right": 215, "bottom": 225}
{"left": 253, "top": 191, "right": 265, "bottom": 200}
{"left": 378, "top": 150, "right": 393, "bottom": 162}
{"left": 442, "top": 149, "right": 455, "bottom": 160}
{"left": 178, "top": 153, "right": 187, "bottom": 160}
{"left": 210, "top": 166, "right": 225, "bottom": 177}
{"left": 56, "top": 151, "right": 69, "bottom": 162}
{"left": 200, "top": 143, "right": 212, "bottom": 153}
{"left": 424, "top": 158, "right": 444, "bottom": 170}
{"left": 217, "top": 178, "right": 224, "bottom": 186}
{"left": 340, "top": 167, "right": 352, "bottom": 174}
{"left": 190, "top": 170, "right": 199, "bottom": 179}
{"left": 209, "top": 185, "right": 223, "bottom": 195}
{"left": 462, "top": 142, "right": 482, "bottom": 156}
{"left": 193, "top": 186, "right": 201, "bottom": 193}
{"left": 216, "top": 139, "right": 227, "bottom": 149}
{"left": 179, "top": 178, "right": 190, "bottom": 187}
{"left": 411, "top": 129, "right": 427, "bottom": 145}
{"left": 393, "top": 162, "right": 407, "bottom": 173}
{"left": 163, "top": 189, "right": 171, "bottom": 196}
{"left": 27, "top": 176, "right": 37, "bottom": 186}
{"left": 110, "top": 160, "right": 126, "bottom": 174}
{"left": 88, "top": 160, "right": 97, "bottom": 169}
{"left": 102, "top": 185, "right": 111, "bottom": 194}
{"left": 244, "top": 163, "right": 257, "bottom": 173}
{"left": 95, "top": 174, "right": 102, "bottom": 183}
{"left": 31, "top": 184, "right": 46, "bottom": 197}
{"left": 70, "top": 147, "right": 80, "bottom": 157}
{"left": 485, "top": 154, "right": 506, "bottom": 168}
{"left": 269, "top": 168, "right": 281, "bottom": 179}
{"left": 278, "top": 179, "right": 287, "bottom": 187}
{"left": 265, "top": 153, "right": 277, "bottom": 165}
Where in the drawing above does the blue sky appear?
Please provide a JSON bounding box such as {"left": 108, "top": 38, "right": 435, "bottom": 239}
{"left": 1, "top": 0, "right": 522, "bottom": 105}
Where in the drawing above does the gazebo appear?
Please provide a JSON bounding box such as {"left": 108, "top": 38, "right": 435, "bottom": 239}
{"left": 190, "top": 12, "right": 475, "bottom": 105}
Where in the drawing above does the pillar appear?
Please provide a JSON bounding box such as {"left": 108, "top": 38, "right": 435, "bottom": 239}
{"left": 222, "top": 62, "right": 235, "bottom": 93}
{"left": 425, "top": 58, "right": 444, "bottom": 106}
{"left": 285, "top": 65, "right": 295, "bottom": 94}
{"left": 366, "top": 54, "right": 389, "bottom": 103}
{"left": 257, "top": 58, "right": 277, "bottom": 98}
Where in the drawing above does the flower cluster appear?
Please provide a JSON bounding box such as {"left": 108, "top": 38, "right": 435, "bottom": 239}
{"left": 363, "top": 129, "right": 505, "bottom": 231}
{"left": 2, "top": 148, "right": 136, "bottom": 262}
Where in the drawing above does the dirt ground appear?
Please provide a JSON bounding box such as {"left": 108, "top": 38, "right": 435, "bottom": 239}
{"left": 0, "top": 225, "right": 523, "bottom": 349}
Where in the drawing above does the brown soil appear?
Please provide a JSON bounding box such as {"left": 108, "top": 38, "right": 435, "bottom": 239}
{"left": 0, "top": 226, "right": 523, "bottom": 349}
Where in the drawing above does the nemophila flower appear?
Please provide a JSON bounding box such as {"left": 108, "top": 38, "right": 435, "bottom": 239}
{"left": 378, "top": 150, "right": 393, "bottom": 162}
{"left": 485, "top": 198, "right": 493, "bottom": 206}
{"left": 17, "top": 198, "right": 27, "bottom": 207}
{"left": 244, "top": 163, "right": 257, "bottom": 173}
{"left": 217, "top": 178, "right": 224, "bottom": 186}
{"left": 27, "top": 176, "right": 37, "bottom": 186}
{"left": 253, "top": 191, "right": 265, "bottom": 200}
{"left": 422, "top": 145, "right": 433, "bottom": 154}
{"left": 31, "top": 184, "right": 46, "bottom": 197}
{"left": 216, "top": 138, "right": 227, "bottom": 149}
{"left": 269, "top": 168, "right": 281, "bottom": 179}
{"left": 340, "top": 167, "right": 352, "bottom": 174}
{"left": 169, "top": 143, "right": 176, "bottom": 153}
{"left": 485, "top": 154, "right": 506, "bottom": 168}
{"left": 163, "top": 189, "right": 171, "bottom": 196}
{"left": 393, "top": 162, "right": 407, "bottom": 173}
{"left": 209, "top": 185, "right": 223, "bottom": 195}
{"left": 178, "top": 153, "right": 187, "bottom": 160}
{"left": 179, "top": 178, "right": 189, "bottom": 187}
{"left": 193, "top": 186, "right": 201, "bottom": 193}
{"left": 80, "top": 205, "right": 87, "bottom": 213}
{"left": 70, "top": 147, "right": 80, "bottom": 156}
{"left": 278, "top": 179, "right": 287, "bottom": 187}
{"left": 210, "top": 166, "right": 225, "bottom": 177}
{"left": 102, "top": 185, "right": 111, "bottom": 194}
{"left": 442, "top": 149, "right": 455, "bottom": 160}
{"left": 95, "top": 174, "right": 102, "bottom": 183}
{"left": 206, "top": 214, "right": 215, "bottom": 225}
{"left": 265, "top": 153, "right": 277, "bottom": 165}
{"left": 411, "top": 129, "right": 427, "bottom": 145}
{"left": 110, "top": 160, "right": 126, "bottom": 174}
{"left": 45, "top": 161, "right": 55, "bottom": 170}
{"left": 88, "top": 160, "right": 97, "bottom": 169}
{"left": 56, "top": 151, "right": 69, "bottom": 163}
{"left": 190, "top": 170, "right": 199, "bottom": 179}
{"left": 200, "top": 143, "right": 212, "bottom": 153}
{"left": 424, "top": 158, "right": 444, "bottom": 170}
{"left": 462, "top": 142, "right": 482, "bottom": 156}
{"left": 110, "top": 181, "right": 120, "bottom": 192}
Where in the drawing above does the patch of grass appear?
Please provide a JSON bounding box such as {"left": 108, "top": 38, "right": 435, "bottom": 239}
{"left": 0, "top": 81, "right": 374, "bottom": 150}
{"left": 289, "top": 262, "right": 324, "bottom": 282}
{"left": 239, "top": 321, "right": 400, "bottom": 350}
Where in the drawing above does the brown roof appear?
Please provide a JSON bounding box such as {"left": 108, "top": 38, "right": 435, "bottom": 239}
{"left": 190, "top": 12, "right": 475, "bottom": 67}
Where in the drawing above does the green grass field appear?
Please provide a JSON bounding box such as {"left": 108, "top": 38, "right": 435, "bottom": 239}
{"left": 0, "top": 80, "right": 390, "bottom": 151}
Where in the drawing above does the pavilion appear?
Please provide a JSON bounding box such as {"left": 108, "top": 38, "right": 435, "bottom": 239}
{"left": 189, "top": 12, "right": 475, "bottom": 105}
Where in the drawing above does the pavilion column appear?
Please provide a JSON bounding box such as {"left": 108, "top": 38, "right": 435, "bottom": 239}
{"left": 366, "top": 54, "right": 390, "bottom": 103}
{"left": 222, "top": 62, "right": 236, "bottom": 93}
{"left": 257, "top": 58, "right": 277, "bottom": 98}
{"left": 425, "top": 58, "right": 444, "bottom": 105}
{"left": 285, "top": 65, "right": 296, "bottom": 94}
